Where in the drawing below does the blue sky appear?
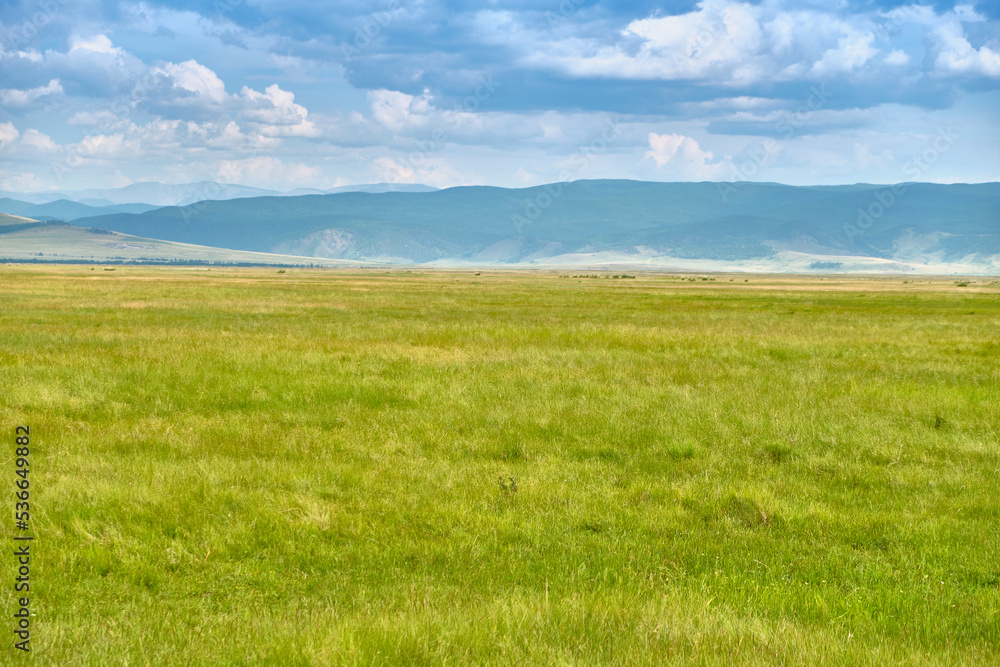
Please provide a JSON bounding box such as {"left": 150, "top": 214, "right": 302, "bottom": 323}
{"left": 0, "top": 0, "right": 997, "bottom": 192}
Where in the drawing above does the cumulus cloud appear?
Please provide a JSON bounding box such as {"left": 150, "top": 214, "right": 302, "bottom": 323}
{"left": 809, "top": 32, "right": 877, "bottom": 77}
{"left": 622, "top": 2, "right": 766, "bottom": 82}
{"left": 0, "top": 122, "right": 20, "bottom": 149}
{"left": 0, "top": 34, "right": 143, "bottom": 99}
{"left": 69, "top": 34, "right": 127, "bottom": 58}
{"left": 884, "top": 50, "right": 910, "bottom": 66}
{"left": 932, "top": 22, "right": 1000, "bottom": 77}
{"left": 0, "top": 79, "right": 63, "bottom": 108}
{"left": 129, "top": 57, "right": 324, "bottom": 138}
{"left": 239, "top": 84, "right": 320, "bottom": 137}
{"left": 75, "top": 132, "right": 135, "bottom": 159}
{"left": 646, "top": 133, "right": 712, "bottom": 167}
{"left": 513, "top": 1, "right": 769, "bottom": 83}
{"left": 330, "top": 0, "right": 998, "bottom": 118}
{"left": 2, "top": 0, "right": 997, "bottom": 190}
{"left": 354, "top": 88, "right": 622, "bottom": 149}
{"left": 19, "top": 129, "right": 57, "bottom": 151}
{"left": 506, "top": 0, "right": 896, "bottom": 87}
{"left": 883, "top": 4, "right": 1000, "bottom": 78}
{"left": 645, "top": 132, "right": 732, "bottom": 179}
{"left": 368, "top": 89, "right": 433, "bottom": 131}
{"left": 146, "top": 59, "right": 231, "bottom": 112}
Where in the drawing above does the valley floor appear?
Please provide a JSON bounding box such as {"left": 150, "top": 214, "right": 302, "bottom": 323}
{"left": 1, "top": 266, "right": 998, "bottom": 664}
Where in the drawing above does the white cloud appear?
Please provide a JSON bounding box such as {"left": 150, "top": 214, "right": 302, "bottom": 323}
{"left": 3, "top": 49, "right": 44, "bottom": 63}
{"left": 477, "top": 0, "right": 1000, "bottom": 89}
{"left": 645, "top": 133, "right": 709, "bottom": 166}
{"left": 68, "top": 110, "right": 126, "bottom": 129}
{"left": 75, "top": 133, "right": 135, "bottom": 158}
{"left": 932, "top": 22, "right": 1000, "bottom": 77}
{"left": 368, "top": 89, "right": 433, "bottom": 131}
{"left": 69, "top": 34, "right": 127, "bottom": 58}
{"left": 0, "top": 79, "right": 63, "bottom": 108}
{"left": 22, "top": 34, "right": 146, "bottom": 99}
{"left": 150, "top": 59, "right": 230, "bottom": 107}
{"left": 645, "top": 132, "right": 732, "bottom": 180}
{"left": 0, "top": 122, "right": 19, "bottom": 149}
{"left": 506, "top": 0, "right": 899, "bottom": 85}
{"left": 239, "top": 84, "right": 320, "bottom": 137}
{"left": 809, "top": 32, "right": 877, "bottom": 76}
{"left": 19, "top": 129, "right": 57, "bottom": 151}
{"left": 883, "top": 3, "right": 1000, "bottom": 77}
{"left": 623, "top": 1, "right": 765, "bottom": 81}
{"left": 136, "top": 60, "right": 322, "bottom": 138}
{"left": 884, "top": 50, "right": 910, "bottom": 66}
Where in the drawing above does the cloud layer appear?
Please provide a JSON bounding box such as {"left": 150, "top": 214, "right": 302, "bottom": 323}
{"left": 0, "top": 0, "right": 997, "bottom": 191}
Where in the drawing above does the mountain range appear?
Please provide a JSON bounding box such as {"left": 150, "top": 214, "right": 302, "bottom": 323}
{"left": 0, "top": 182, "right": 438, "bottom": 208}
{"left": 2, "top": 180, "right": 997, "bottom": 273}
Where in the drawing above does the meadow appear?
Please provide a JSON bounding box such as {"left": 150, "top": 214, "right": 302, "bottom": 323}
{"left": 1, "top": 266, "right": 998, "bottom": 665}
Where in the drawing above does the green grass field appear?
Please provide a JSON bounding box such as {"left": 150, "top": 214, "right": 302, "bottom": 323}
{"left": 1, "top": 266, "right": 998, "bottom": 665}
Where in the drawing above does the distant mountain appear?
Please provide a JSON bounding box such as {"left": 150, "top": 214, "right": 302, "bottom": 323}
{"left": 28, "top": 180, "right": 1000, "bottom": 273}
{"left": 0, "top": 198, "right": 35, "bottom": 216}
{"left": 109, "top": 182, "right": 281, "bottom": 206}
{"left": 325, "top": 183, "right": 439, "bottom": 194}
{"left": 0, "top": 184, "right": 268, "bottom": 206}
{"left": 0, "top": 199, "right": 160, "bottom": 222}
{"left": 0, "top": 192, "right": 116, "bottom": 206}
{"left": 279, "top": 184, "right": 439, "bottom": 196}
{"left": 0, "top": 182, "right": 439, "bottom": 207}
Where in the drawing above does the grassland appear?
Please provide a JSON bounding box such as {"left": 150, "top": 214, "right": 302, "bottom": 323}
{"left": 1, "top": 266, "right": 998, "bottom": 665}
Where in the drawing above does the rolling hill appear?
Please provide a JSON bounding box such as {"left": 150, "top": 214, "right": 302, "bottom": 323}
{"left": 0, "top": 217, "right": 369, "bottom": 266}
{"left": 75, "top": 180, "right": 999, "bottom": 273}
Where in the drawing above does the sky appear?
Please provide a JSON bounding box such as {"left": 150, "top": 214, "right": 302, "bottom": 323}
{"left": 0, "top": 0, "right": 998, "bottom": 193}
